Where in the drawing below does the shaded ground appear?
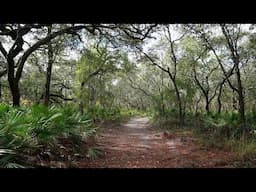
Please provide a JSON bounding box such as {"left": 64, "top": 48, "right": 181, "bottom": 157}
{"left": 78, "top": 117, "right": 237, "bottom": 168}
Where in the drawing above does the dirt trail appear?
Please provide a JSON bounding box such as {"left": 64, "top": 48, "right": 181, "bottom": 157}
{"left": 79, "top": 117, "right": 236, "bottom": 168}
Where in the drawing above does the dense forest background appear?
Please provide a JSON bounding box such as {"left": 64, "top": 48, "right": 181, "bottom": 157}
{"left": 0, "top": 24, "right": 256, "bottom": 168}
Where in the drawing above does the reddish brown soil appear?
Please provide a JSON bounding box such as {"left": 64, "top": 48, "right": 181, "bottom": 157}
{"left": 78, "top": 117, "right": 237, "bottom": 168}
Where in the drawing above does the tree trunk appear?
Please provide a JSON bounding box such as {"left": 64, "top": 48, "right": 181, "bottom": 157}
{"left": 192, "top": 67, "right": 211, "bottom": 114}
{"left": 217, "top": 84, "right": 223, "bottom": 114}
{"left": 205, "top": 94, "right": 210, "bottom": 114}
{"left": 236, "top": 66, "right": 246, "bottom": 132}
{"left": 195, "top": 95, "right": 201, "bottom": 114}
{"left": 220, "top": 25, "right": 246, "bottom": 133}
{"left": 79, "top": 100, "right": 84, "bottom": 115}
{"left": 232, "top": 89, "right": 237, "bottom": 111}
{"left": 173, "top": 81, "right": 184, "bottom": 126}
{"left": 161, "top": 70, "right": 165, "bottom": 115}
{"left": 7, "top": 58, "right": 20, "bottom": 106}
{"left": 205, "top": 102, "right": 210, "bottom": 114}
{"left": 0, "top": 79, "right": 2, "bottom": 101}
{"left": 44, "top": 25, "right": 53, "bottom": 106}
{"left": 79, "top": 82, "right": 85, "bottom": 115}
{"left": 10, "top": 80, "right": 20, "bottom": 106}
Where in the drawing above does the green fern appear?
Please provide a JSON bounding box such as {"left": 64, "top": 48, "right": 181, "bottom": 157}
{"left": 86, "top": 147, "right": 102, "bottom": 160}
{"left": 0, "top": 104, "right": 98, "bottom": 167}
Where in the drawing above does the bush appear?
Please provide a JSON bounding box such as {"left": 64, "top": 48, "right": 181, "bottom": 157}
{"left": 86, "top": 147, "right": 102, "bottom": 160}
{"left": 87, "top": 106, "right": 121, "bottom": 121}
{"left": 0, "top": 104, "right": 98, "bottom": 167}
{"left": 120, "top": 108, "right": 148, "bottom": 117}
{"left": 152, "top": 109, "right": 256, "bottom": 166}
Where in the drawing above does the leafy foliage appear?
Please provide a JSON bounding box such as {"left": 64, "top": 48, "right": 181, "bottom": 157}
{"left": 0, "top": 104, "right": 98, "bottom": 167}
{"left": 86, "top": 106, "right": 121, "bottom": 121}
{"left": 86, "top": 147, "right": 102, "bottom": 160}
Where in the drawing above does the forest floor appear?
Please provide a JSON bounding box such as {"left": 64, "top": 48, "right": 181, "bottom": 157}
{"left": 78, "top": 117, "right": 238, "bottom": 168}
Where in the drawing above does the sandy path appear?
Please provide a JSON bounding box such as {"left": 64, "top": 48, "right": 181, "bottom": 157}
{"left": 79, "top": 117, "right": 236, "bottom": 168}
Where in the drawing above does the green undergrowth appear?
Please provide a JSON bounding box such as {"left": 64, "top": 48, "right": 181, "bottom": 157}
{"left": 87, "top": 107, "right": 151, "bottom": 124}
{"left": 0, "top": 104, "right": 98, "bottom": 168}
{"left": 153, "top": 110, "right": 256, "bottom": 167}
{"left": 120, "top": 109, "right": 150, "bottom": 118}
{"left": 191, "top": 112, "right": 256, "bottom": 167}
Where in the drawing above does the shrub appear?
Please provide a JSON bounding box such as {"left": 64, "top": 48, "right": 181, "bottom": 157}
{"left": 0, "top": 104, "right": 98, "bottom": 167}
{"left": 87, "top": 106, "right": 121, "bottom": 121}
{"left": 86, "top": 147, "right": 102, "bottom": 160}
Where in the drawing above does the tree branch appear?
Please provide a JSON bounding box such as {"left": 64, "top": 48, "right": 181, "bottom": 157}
{"left": 0, "top": 42, "right": 7, "bottom": 58}
{"left": 15, "top": 25, "right": 88, "bottom": 81}
{"left": 127, "top": 76, "right": 155, "bottom": 99}
{"left": 0, "top": 69, "right": 7, "bottom": 77}
{"left": 50, "top": 93, "right": 73, "bottom": 101}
